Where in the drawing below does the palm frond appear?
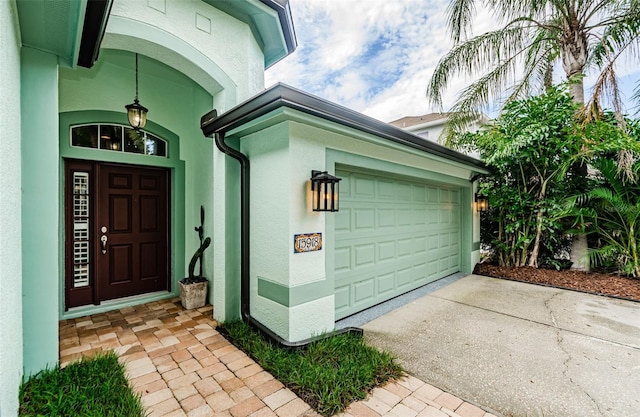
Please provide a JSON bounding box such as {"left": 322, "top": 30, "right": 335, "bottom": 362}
{"left": 447, "top": 0, "right": 477, "bottom": 43}
{"left": 427, "top": 25, "right": 532, "bottom": 108}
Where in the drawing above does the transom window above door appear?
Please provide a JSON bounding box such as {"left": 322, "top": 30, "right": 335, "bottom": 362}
{"left": 71, "top": 124, "right": 168, "bottom": 157}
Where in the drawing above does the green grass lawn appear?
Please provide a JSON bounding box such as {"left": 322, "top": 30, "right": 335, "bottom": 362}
{"left": 222, "top": 320, "right": 404, "bottom": 416}
{"left": 19, "top": 351, "right": 145, "bottom": 417}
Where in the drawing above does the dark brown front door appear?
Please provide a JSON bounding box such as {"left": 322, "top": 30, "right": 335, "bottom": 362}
{"left": 65, "top": 160, "right": 170, "bottom": 308}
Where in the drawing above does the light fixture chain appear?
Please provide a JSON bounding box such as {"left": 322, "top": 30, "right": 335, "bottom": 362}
{"left": 135, "top": 53, "right": 139, "bottom": 101}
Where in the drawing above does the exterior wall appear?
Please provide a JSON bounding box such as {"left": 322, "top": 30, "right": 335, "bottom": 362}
{"left": 0, "top": 1, "right": 23, "bottom": 414}
{"left": 58, "top": 49, "right": 215, "bottom": 312}
{"left": 236, "top": 111, "right": 478, "bottom": 342}
{"left": 109, "top": 0, "right": 265, "bottom": 103}
{"left": 21, "top": 47, "right": 61, "bottom": 375}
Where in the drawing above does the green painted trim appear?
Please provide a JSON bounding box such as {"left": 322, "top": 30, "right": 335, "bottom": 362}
{"left": 258, "top": 277, "right": 333, "bottom": 308}
{"left": 16, "top": 0, "right": 86, "bottom": 68}
{"left": 62, "top": 292, "right": 175, "bottom": 320}
{"left": 326, "top": 149, "right": 471, "bottom": 187}
{"left": 460, "top": 188, "right": 473, "bottom": 274}
{"left": 106, "top": 16, "right": 237, "bottom": 109}
{"left": 203, "top": 0, "right": 293, "bottom": 68}
{"left": 473, "top": 242, "right": 481, "bottom": 251}
{"left": 59, "top": 111, "right": 180, "bottom": 166}
{"left": 227, "top": 107, "right": 488, "bottom": 175}
{"left": 58, "top": 111, "right": 186, "bottom": 317}
{"left": 21, "top": 47, "right": 60, "bottom": 375}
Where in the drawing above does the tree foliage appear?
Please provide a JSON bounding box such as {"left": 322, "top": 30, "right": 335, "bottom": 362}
{"left": 472, "top": 87, "right": 640, "bottom": 270}
{"left": 471, "top": 87, "right": 582, "bottom": 267}
{"left": 567, "top": 119, "right": 640, "bottom": 276}
{"left": 427, "top": 0, "right": 640, "bottom": 143}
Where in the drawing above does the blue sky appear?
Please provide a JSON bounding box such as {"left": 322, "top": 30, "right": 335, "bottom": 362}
{"left": 265, "top": 0, "right": 639, "bottom": 123}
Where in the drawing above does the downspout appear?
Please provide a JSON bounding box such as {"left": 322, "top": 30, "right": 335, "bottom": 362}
{"left": 206, "top": 111, "right": 362, "bottom": 349}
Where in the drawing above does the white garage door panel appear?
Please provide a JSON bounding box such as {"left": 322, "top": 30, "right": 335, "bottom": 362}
{"left": 335, "top": 169, "right": 460, "bottom": 319}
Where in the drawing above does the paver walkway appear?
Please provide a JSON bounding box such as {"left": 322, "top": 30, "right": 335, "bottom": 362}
{"left": 59, "top": 298, "right": 498, "bottom": 417}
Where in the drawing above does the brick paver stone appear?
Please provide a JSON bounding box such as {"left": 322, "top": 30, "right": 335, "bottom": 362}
{"left": 180, "top": 394, "right": 206, "bottom": 412}
{"left": 179, "top": 358, "right": 203, "bottom": 373}
{"left": 147, "top": 398, "right": 182, "bottom": 417}
{"left": 198, "top": 362, "right": 227, "bottom": 378}
{"left": 230, "top": 396, "right": 266, "bottom": 417}
{"left": 138, "top": 378, "right": 169, "bottom": 395}
{"left": 162, "top": 368, "right": 185, "bottom": 381}
{"left": 244, "top": 371, "right": 275, "bottom": 389}
{"left": 274, "top": 398, "right": 310, "bottom": 417}
{"left": 248, "top": 406, "right": 278, "bottom": 417}
{"left": 173, "top": 385, "right": 199, "bottom": 401}
{"left": 362, "top": 396, "right": 392, "bottom": 416}
{"left": 388, "top": 403, "right": 419, "bottom": 417}
{"left": 416, "top": 407, "right": 449, "bottom": 417}
{"left": 455, "top": 402, "right": 486, "bottom": 417}
{"left": 142, "top": 388, "right": 174, "bottom": 407}
{"left": 228, "top": 356, "right": 256, "bottom": 372}
{"left": 168, "top": 372, "right": 201, "bottom": 390}
{"left": 206, "top": 390, "right": 237, "bottom": 413}
{"left": 172, "top": 349, "right": 193, "bottom": 363}
{"left": 401, "top": 396, "right": 428, "bottom": 413}
{"left": 345, "top": 402, "right": 382, "bottom": 417}
{"left": 253, "top": 379, "right": 285, "bottom": 399}
{"left": 413, "top": 384, "right": 444, "bottom": 403}
{"left": 263, "top": 388, "right": 298, "bottom": 410}
{"left": 194, "top": 377, "right": 222, "bottom": 397}
{"left": 230, "top": 386, "right": 256, "bottom": 403}
{"left": 434, "top": 393, "right": 464, "bottom": 412}
{"left": 371, "top": 387, "right": 402, "bottom": 407}
{"left": 383, "top": 382, "right": 412, "bottom": 400}
{"left": 220, "top": 376, "right": 246, "bottom": 392}
{"left": 131, "top": 371, "right": 162, "bottom": 388}
{"left": 186, "top": 404, "right": 214, "bottom": 417}
{"left": 236, "top": 363, "right": 262, "bottom": 379}
{"left": 58, "top": 298, "right": 488, "bottom": 417}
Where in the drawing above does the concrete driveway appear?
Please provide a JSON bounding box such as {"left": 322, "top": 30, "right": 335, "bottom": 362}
{"left": 362, "top": 274, "right": 640, "bottom": 417}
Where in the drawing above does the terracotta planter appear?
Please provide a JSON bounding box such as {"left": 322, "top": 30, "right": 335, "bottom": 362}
{"left": 179, "top": 280, "right": 208, "bottom": 309}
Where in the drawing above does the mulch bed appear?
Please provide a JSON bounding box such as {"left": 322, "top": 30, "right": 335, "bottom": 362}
{"left": 474, "top": 263, "right": 640, "bottom": 303}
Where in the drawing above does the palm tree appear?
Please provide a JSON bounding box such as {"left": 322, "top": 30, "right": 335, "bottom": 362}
{"left": 427, "top": 0, "right": 640, "bottom": 137}
{"left": 428, "top": 0, "right": 640, "bottom": 270}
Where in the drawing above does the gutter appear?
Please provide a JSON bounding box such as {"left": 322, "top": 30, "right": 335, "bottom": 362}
{"left": 201, "top": 83, "right": 487, "bottom": 347}
{"left": 202, "top": 83, "right": 488, "bottom": 172}
{"left": 202, "top": 110, "right": 362, "bottom": 349}
{"left": 77, "top": 0, "right": 113, "bottom": 68}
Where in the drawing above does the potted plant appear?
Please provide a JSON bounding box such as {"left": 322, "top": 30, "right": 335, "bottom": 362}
{"left": 179, "top": 206, "right": 211, "bottom": 309}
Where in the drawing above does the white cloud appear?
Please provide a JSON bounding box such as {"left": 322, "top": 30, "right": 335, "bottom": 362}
{"left": 266, "top": 0, "right": 640, "bottom": 123}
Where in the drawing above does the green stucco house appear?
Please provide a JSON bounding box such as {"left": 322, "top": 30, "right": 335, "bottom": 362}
{"left": 0, "top": 1, "right": 486, "bottom": 415}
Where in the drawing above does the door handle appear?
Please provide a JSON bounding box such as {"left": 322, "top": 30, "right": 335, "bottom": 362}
{"left": 100, "top": 234, "right": 108, "bottom": 254}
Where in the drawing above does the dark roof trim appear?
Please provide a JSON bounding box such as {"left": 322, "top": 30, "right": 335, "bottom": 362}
{"left": 201, "top": 83, "right": 487, "bottom": 171}
{"left": 77, "top": 0, "right": 113, "bottom": 68}
{"left": 259, "top": 0, "right": 297, "bottom": 61}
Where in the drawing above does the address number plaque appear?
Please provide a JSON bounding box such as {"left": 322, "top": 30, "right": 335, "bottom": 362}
{"left": 294, "top": 233, "right": 322, "bottom": 253}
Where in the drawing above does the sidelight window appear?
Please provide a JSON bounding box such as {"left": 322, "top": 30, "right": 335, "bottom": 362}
{"left": 72, "top": 172, "right": 90, "bottom": 288}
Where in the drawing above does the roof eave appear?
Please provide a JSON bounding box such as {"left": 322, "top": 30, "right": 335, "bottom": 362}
{"left": 201, "top": 83, "right": 487, "bottom": 172}
{"left": 77, "top": 0, "right": 113, "bottom": 68}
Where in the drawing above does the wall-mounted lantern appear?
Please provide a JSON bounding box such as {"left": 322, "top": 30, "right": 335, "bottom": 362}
{"left": 310, "top": 170, "right": 341, "bottom": 212}
{"left": 475, "top": 192, "right": 488, "bottom": 213}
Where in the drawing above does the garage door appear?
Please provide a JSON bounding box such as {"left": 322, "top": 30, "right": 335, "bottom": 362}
{"left": 334, "top": 168, "right": 460, "bottom": 319}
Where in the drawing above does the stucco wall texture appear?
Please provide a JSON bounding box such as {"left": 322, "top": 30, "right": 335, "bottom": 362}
{"left": 109, "top": 0, "right": 266, "bottom": 103}
{"left": 234, "top": 114, "right": 479, "bottom": 342}
{"left": 0, "top": 1, "right": 23, "bottom": 415}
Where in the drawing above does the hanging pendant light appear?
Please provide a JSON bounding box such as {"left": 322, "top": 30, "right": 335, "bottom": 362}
{"left": 125, "top": 53, "right": 148, "bottom": 130}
